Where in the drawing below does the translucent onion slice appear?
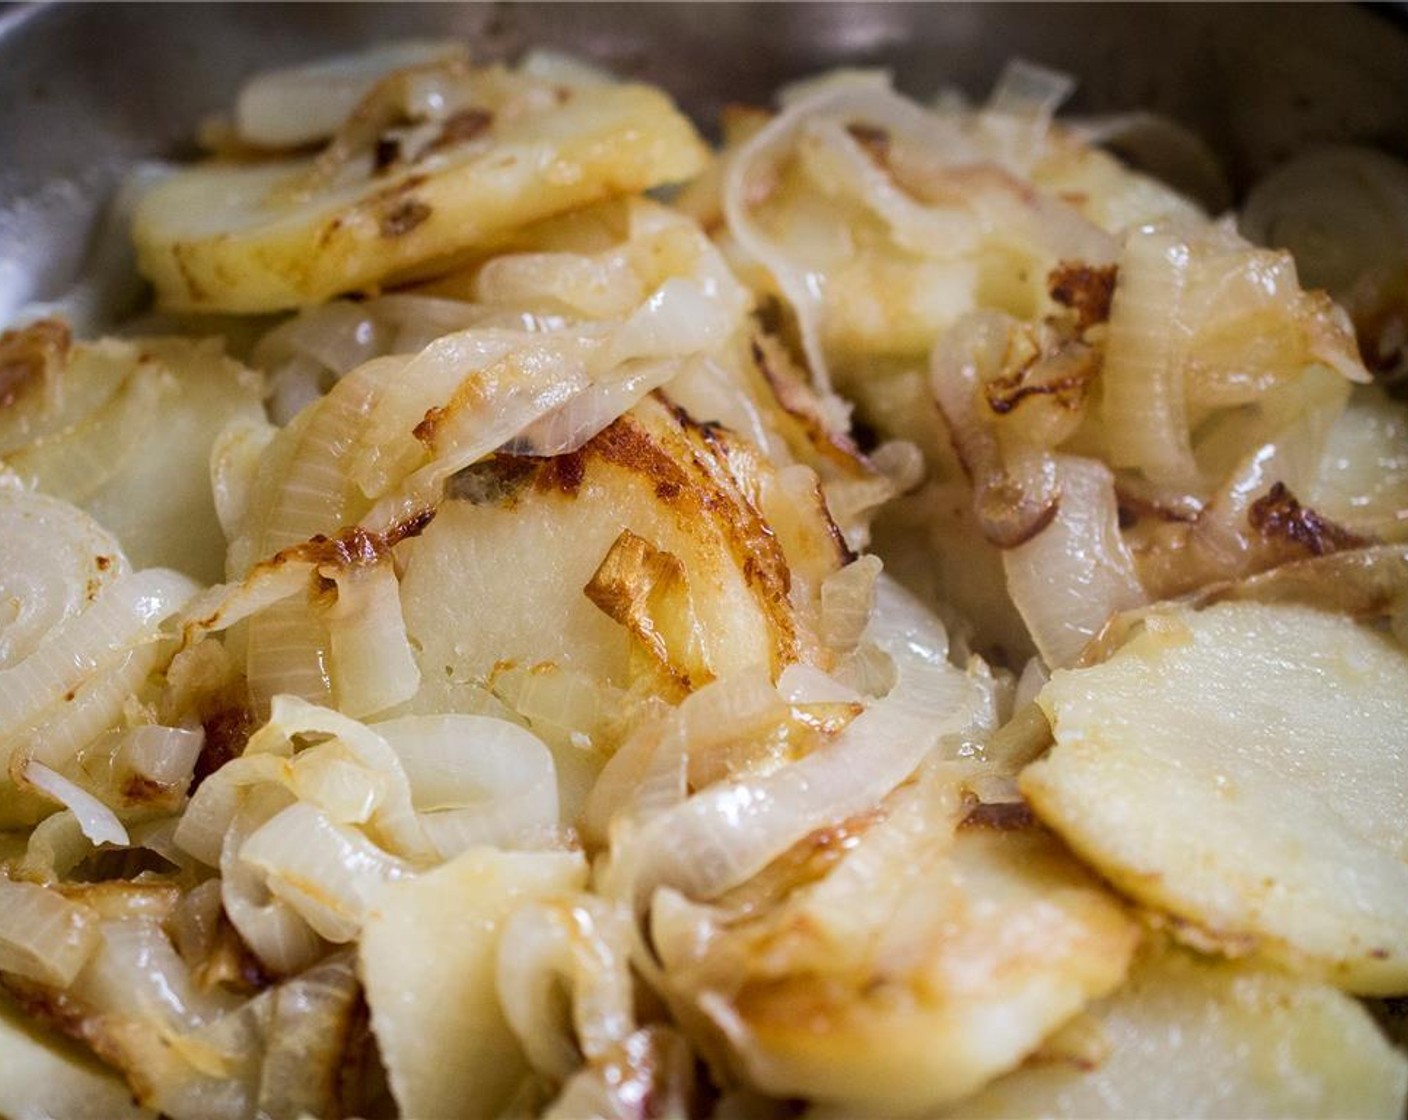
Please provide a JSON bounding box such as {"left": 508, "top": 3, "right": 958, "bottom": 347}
{"left": 324, "top": 559, "right": 420, "bottom": 719}
{"left": 238, "top": 801, "right": 416, "bottom": 943}
{"left": 1100, "top": 225, "right": 1200, "bottom": 488}
{"left": 0, "top": 878, "right": 100, "bottom": 986}
{"left": 20, "top": 762, "right": 129, "bottom": 848}
{"left": 375, "top": 714, "right": 559, "bottom": 855}
{"left": 604, "top": 578, "right": 986, "bottom": 910}
{"left": 0, "top": 487, "right": 127, "bottom": 672}
{"left": 496, "top": 895, "right": 636, "bottom": 1080}
{"left": 0, "top": 566, "right": 198, "bottom": 743}
{"left": 234, "top": 40, "right": 469, "bottom": 149}
{"left": 1002, "top": 455, "right": 1147, "bottom": 668}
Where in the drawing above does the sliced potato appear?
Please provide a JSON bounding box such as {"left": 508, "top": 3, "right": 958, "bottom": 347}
{"left": 660, "top": 819, "right": 1137, "bottom": 1116}
{"left": 1023, "top": 600, "right": 1408, "bottom": 994}
{"left": 398, "top": 393, "right": 844, "bottom": 711}
{"left": 358, "top": 847, "right": 586, "bottom": 1120}
{"left": 2, "top": 335, "right": 265, "bottom": 583}
{"left": 944, "top": 941, "right": 1408, "bottom": 1120}
{"left": 135, "top": 70, "right": 708, "bottom": 312}
{"left": 1309, "top": 384, "right": 1408, "bottom": 541}
{"left": 0, "top": 990, "right": 155, "bottom": 1120}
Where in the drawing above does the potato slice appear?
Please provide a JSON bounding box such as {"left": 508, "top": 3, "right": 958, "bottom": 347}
{"left": 2, "top": 335, "right": 265, "bottom": 583}
{"left": 1022, "top": 600, "right": 1408, "bottom": 994}
{"left": 358, "top": 847, "right": 586, "bottom": 1120}
{"left": 134, "top": 71, "right": 708, "bottom": 312}
{"left": 944, "top": 941, "right": 1408, "bottom": 1119}
{"left": 659, "top": 820, "right": 1137, "bottom": 1115}
{"left": 0, "top": 991, "right": 155, "bottom": 1120}
{"left": 398, "top": 393, "right": 844, "bottom": 707}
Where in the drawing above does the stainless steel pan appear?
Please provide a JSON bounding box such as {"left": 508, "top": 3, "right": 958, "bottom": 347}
{"left": 3, "top": 2, "right": 1408, "bottom": 318}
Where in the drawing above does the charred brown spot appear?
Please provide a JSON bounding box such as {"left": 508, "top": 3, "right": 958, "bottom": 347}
{"left": 372, "top": 134, "right": 401, "bottom": 173}
{"left": 1249, "top": 481, "right": 1369, "bottom": 558}
{"left": 960, "top": 798, "right": 1036, "bottom": 831}
{"left": 413, "top": 404, "right": 446, "bottom": 446}
{"left": 193, "top": 705, "right": 255, "bottom": 791}
{"left": 983, "top": 344, "right": 1097, "bottom": 416}
{"left": 95, "top": 555, "right": 113, "bottom": 572}
{"left": 536, "top": 449, "right": 587, "bottom": 496}
{"left": 444, "top": 455, "right": 537, "bottom": 505}
{"left": 380, "top": 198, "right": 432, "bottom": 238}
{"left": 0, "top": 318, "right": 69, "bottom": 408}
{"left": 121, "top": 773, "right": 172, "bottom": 806}
{"left": 1049, "top": 262, "right": 1118, "bottom": 332}
{"left": 266, "top": 509, "right": 437, "bottom": 576}
{"left": 847, "top": 122, "right": 891, "bottom": 165}
{"left": 427, "top": 107, "right": 493, "bottom": 153}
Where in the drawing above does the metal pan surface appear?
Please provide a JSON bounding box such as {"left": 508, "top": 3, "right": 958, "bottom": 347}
{"left": 3, "top": 2, "right": 1408, "bottom": 320}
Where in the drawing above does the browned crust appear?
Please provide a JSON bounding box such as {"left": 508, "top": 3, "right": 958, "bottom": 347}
{"left": 265, "top": 506, "right": 436, "bottom": 571}
{"left": 585, "top": 528, "right": 702, "bottom": 692}
{"left": 959, "top": 798, "right": 1037, "bottom": 832}
{"left": 1248, "top": 481, "right": 1369, "bottom": 558}
{"left": 1048, "top": 262, "right": 1118, "bottom": 332}
{"left": 983, "top": 341, "right": 1098, "bottom": 417}
{"left": 379, "top": 198, "right": 432, "bottom": 239}
{"left": 0, "top": 318, "right": 70, "bottom": 408}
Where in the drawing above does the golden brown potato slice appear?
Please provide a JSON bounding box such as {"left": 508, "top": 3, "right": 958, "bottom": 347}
{"left": 397, "top": 393, "right": 845, "bottom": 711}
{"left": 134, "top": 67, "right": 708, "bottom": 312}
{"left": 943, "top": 941, "right": 1408, "bottom": 1120}
{"left": 658, "top": 815, "right": 1137, "bottom": 1116}
{"left": 358, "top": 847, "right": 587, "bottom": 1120}
{"left": 1023, "top": 600, "right": 1408, "bottom": 994}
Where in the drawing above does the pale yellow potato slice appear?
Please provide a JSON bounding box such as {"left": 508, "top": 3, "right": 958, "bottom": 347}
{"left": 1, "top": 334, "right": 265, "bottom": 583}
{"left": 1023, "top": 600, "right": 1408, "bottom": 994}
{"left": 358, "top": 847, "right": 586, "bottom": 1120}
{"left": 943, "top": 941, "right": 1408, "bottom": 1120}
{"left": 134, "top": 77, "right": 708, "bottom": 313}
{"left": 0, "top": 991, "right": 156, "bottom": 1120}
{"left": 398, "top": 393, "right": 844, "bottom": 706}
{"left": 662, "top": 823, "right": 1138, "bottom": 1116}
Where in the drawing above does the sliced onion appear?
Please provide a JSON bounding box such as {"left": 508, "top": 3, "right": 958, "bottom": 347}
{"left": 20, "top": 640, "right": 170, "bottom": 770}
{"left": 498, "top": 355, "right": 682, "bottom": 458}
{"left": 0, "top": 488, "right": 128, "bottom": 672}
{"left": 219, "top": 789, "right": 327, "bottom": 976}
{"left": 1101, "top": 225, "right": 1200, "bottom": 488}
{"left": 930, "top": 310, "right": 1063, "bottom": 548}
{"left": 255, "top": 950, "right": 363, "bottom": 1119}
{"left": 72, "top": 914, "right": 241, "bottom": 1031}
{"left": 14, "top": 810, "right": 93, "bottom": 882}
{"left": 247, "top": 695, "right": 433, "bottom": 862}
{"left": 0, "top": 877, "right": 100, "bottom": 985}
{"left": 323, "top": 559, "right": 419, "bottom": 719}
{"left": 76, "top": 724, "right": 204, "bottom": 808}
{"left": 234, "top": 40, "right": 469, "bottom": 149}
{"left": 20, "top": 761, "right": 129, "bottom": 847}
{"left": 1002, "top": 454, "right": 1147, "bottom": 667}
{"left": 723, "top": 78, "right": 968, "bottom": 403}
{"left": 238, "top": 801, "right": 415, "bottom": 943}
{"left": 497, "top": 895, "right": 637, "bottom": 1080}
{"left": 603, "top": 579, "right": 983, "bottom": 910}
{"left": 375, "top": 713, "right": 559, "bottom": 855}
{"left": 0, "top": 566, "right": 198, "bottom": 739}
